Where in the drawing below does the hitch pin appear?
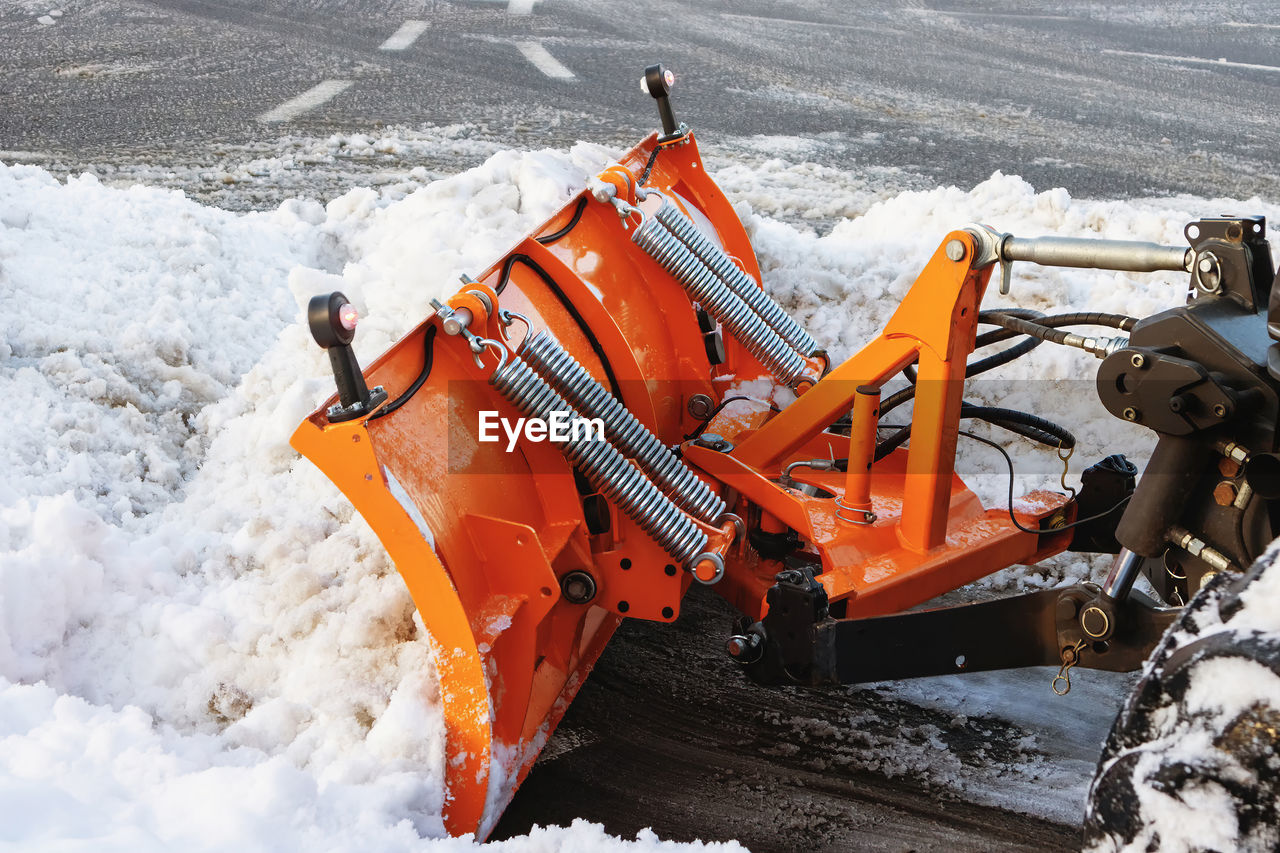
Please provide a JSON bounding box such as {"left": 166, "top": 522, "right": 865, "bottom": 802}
{"left": 431, "top": 298, "right": 490, "bottom": 369}
{"left": 1052, "top": 639, "right": 1086, "bottom": 696}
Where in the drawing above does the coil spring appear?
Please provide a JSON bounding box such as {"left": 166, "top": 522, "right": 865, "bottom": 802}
{"left": 634, "top": 213, "right": 808, "bottom": 385}
{"left": 520, "top": 330, "right": 725, "bottom": 524}
{"left": 653, "top": 200, "right": 819, "bottom": 357}
{"left": 490, "top": 351, "right": 708, "bottom": 567}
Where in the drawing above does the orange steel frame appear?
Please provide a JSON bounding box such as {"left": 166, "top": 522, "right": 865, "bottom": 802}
{"left": 681, "top": 230, "right": 1073, "bottom": 622}
{"left": 292, "top": 132, "right": 1077, "bottom": 840}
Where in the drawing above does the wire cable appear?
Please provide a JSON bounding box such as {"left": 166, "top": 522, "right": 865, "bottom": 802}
{"left": 535, "top": 196, "right": 587, "bottom": 245}
{"left": 368, "top": 325, "right": 437, "bottom": 422}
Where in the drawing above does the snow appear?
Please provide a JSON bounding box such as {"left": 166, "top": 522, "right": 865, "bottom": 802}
{"left": 2, "top": 132, "right": 1277, "bottom": 849}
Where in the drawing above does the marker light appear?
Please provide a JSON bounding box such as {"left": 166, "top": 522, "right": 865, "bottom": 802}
{"left": 338, "top": 302, "right": 359, "bottom": 331}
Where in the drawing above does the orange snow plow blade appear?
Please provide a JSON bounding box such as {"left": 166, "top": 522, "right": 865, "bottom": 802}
{"left": 291, "top": 67, "right": 1076, "bottom": 838}
{"left": 291, "top": 127, "right": 770, "bottom": 836}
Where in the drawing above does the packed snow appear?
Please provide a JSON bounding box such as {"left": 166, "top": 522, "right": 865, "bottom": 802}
{"left": 2, "top": 134, "right": 1278, "bottom": 850}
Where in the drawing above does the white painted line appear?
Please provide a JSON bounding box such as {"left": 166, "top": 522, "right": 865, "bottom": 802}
{"left": 257, "top": 79, "right": 353, "bottom": 123}
{"left": 1225, "top": 22, "right": 1280, "bottom": 30}
{"left": 720, "top": 12, "right": 861, "bottom": 31}
{"left": 379, "top": 20, "right": 429, "bottom": 51}
{"left": 516, "top": 41, "right": 574, "bottom": 79}
{"left": 1102, "top": 49, "right": 1280, "bottom": 74}
{"left": 507, "top": 0, "right": 537, "bottom": 15}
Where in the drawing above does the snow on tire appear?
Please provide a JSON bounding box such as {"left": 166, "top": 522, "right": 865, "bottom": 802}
{"left": 1084, "top": 542, "right": 1280, "bottom": 853}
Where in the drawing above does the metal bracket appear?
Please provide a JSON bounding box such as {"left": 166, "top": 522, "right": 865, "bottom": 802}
{"left": 729, "top": 568, "right": 1179, "bottom": 687}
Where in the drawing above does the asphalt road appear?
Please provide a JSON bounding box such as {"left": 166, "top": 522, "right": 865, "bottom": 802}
{"left": 3, "top": 0, "right": 1280, "bottom": 205}
{"left": 4, "top": 2, "right": 1279, "bottom": 849}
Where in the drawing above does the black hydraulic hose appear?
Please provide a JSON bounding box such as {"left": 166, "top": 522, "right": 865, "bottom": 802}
{"left": 535, "top": 196, "right": 587, "bottom": 246}
{"left": 368, "top": 325, "right": 437, "bottom": 422}
{"left": 960, "top": 404, "right": 1076, "bottom": 450}
{"left": 871, "top": 404, "right": 1074, "bottom": 461}
{"left": 978, "top": 310, "right": 1138, "bottom": 346}
{"left": 978, "top": 310, "right": 1076, "bottom": 346}
{"left": 494, "top": 253, "right": 623, "bottom": 400}
{"left": 883, "top": 310, "right": 1136, "bottom": 418}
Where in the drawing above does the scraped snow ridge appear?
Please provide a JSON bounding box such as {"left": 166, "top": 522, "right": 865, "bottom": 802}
{"left": 1, "top": 142, "right": 1276, "bottom": 848}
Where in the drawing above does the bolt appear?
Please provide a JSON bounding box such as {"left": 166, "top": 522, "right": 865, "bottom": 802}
{"left": 726, "top": 632, "right": 762, "bottom": 664}
{"left": 1198, "top": 256, "right": 1215, "bottom": 273}
{"left": 1218, "top": 457, "right": 1242, "bottom": 478}
{"left": 559, "top": 570, "right": 597, "bottom": 604}
{"left": 1213, "top": 481, "right": 1239, "bottom": 506}
{"left": 693, "top": 432, "right": 732, "bottom": 453}
{"left": 1130, "top": 353, "right": 1146, "bottom": 369}
{"left": 687, "top": 393, "right": 715, "bottom": 421}
{"left": 945, "top": 239, "right": 967, "bottom": 262}
{"left": 1213, "top": 403, "right": 1229, "bottom": 418}
{"left": 1122, "top": 407, "right": 1140, "bottom": 422}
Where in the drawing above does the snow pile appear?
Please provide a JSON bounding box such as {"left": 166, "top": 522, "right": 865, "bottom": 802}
{"left": 0, "top": 151, "right": 742, "bottom": 852}
{"left": 1, "top": 140, "right": 1277, "bottom": 849}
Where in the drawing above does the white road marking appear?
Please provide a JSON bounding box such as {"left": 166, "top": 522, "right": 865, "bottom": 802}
{"left": 1103, "top": 49, "right": 1280, "bottom": 74}
{"left": 1224, "top": 22, "right": 1280, "bottom": 30}
{"left": 379, "top": 20, "right": 429, "bottom": 51}
{"left": 516, "top": 41, "right": 574, "bottom": 79}
{"left": 257, "top": 80, "right": 353, "bottom": 123}
{"left": 719, "top": 12, "right": 861, "bottom": 31}
{"left": 507, "top": 0, "right": 537, "bottom": 15}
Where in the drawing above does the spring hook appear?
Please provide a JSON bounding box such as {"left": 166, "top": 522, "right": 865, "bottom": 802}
{"left": 498, "top": 309, "right": 532, "bottom": 346}
{"left": 488, "top": 350, "right": 708, "bottom": 567}
{"left": 519, "top": 330, "right": 726, "bottom": 523}
{"left": 1057, "top": 443, "right": 1078, "bottom": 500}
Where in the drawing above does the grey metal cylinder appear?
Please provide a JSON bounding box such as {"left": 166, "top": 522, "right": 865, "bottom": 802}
{"left": 1002, "top": 236, "right": 1191, "bottom": 273}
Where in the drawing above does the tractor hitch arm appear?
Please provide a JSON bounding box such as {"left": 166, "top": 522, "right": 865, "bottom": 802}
{"left": 729, "top": 567, "right": 1179, "bottom": 688}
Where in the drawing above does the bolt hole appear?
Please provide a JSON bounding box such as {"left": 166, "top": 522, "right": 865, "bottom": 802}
{"left": 1093, "top": 640, "right": 1110, "bottom": 654}
{"left": 618, "top": 600, "right": 630, "bottom": 613}
{"left": 1254, "top": 223, "right": 1262, "bottom": 233}
{"left": 540, "top": 586, "right": 553, "bottom": 597}
{"left": 664, "top": 564, "right": 677, "bottom": 576}
{"left": 620, "top": 558, "right": 632, "bottom": 570}
{"left": 1187, "top": 224, "right": 1200, "bottom": 239}
{"left": 661, "top": 606, "right": 674, "bottom": 619}
{"left": 352, "top": 434, "right": 361, "bottom": 443}
{"left": 960, "top": 307, "right": 968, "bottom": 317}
{"left": 955, "top": 654, "right": 967, "bottom": 669}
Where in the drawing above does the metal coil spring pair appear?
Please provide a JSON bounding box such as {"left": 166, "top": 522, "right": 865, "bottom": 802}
{"left": 632, "top": 197, "right": 810, "bottom": 385}
{"left": 652, "top": 199, "right": 819, "bottom": 358}
{"left": 519, "top": 330, "right": 726, "bottom": 524}
{"left": 488, "top": 346, "right": 708, "bottom": 568}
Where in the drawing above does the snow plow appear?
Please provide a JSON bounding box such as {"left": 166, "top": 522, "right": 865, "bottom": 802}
{"left": 292, "top": 66, "right": 1280, "bottom": 845}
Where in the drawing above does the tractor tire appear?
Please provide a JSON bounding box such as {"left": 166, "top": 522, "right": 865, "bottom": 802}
{"left": 1084, "top": 544, "right": 1280, "bottom": 852}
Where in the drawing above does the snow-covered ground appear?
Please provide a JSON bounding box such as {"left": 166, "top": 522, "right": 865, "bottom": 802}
{"left": 2, "top": 135, "right": 1277, "bottom": 850}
